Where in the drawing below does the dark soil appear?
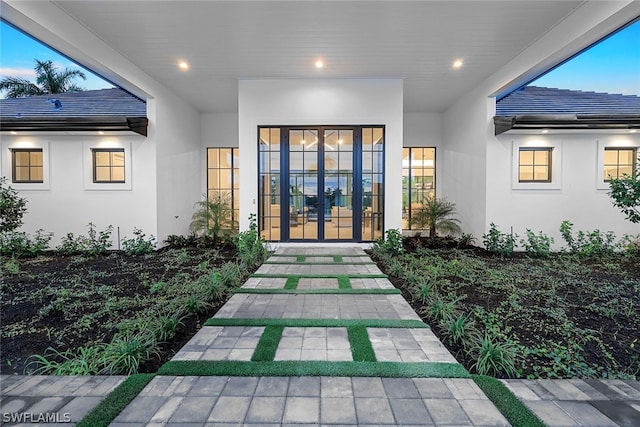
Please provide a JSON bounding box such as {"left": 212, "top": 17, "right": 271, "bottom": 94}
{"left": 371, "top": 236, "right": 640, "bottom": 379}
{"left": 1, "top": 245, "right": 238, "bottom": 375}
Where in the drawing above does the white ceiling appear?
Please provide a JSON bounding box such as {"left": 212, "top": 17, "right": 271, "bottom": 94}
{"left": 49, "top": 1, "right": 587, "bottom": 114}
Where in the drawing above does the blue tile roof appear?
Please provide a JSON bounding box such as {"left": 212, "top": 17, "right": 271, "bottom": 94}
{"left": 496, "top": 86, "right": 640, "bottom": 116}
{"left": 0, "top": 88, "right": 146, "bottom": 118}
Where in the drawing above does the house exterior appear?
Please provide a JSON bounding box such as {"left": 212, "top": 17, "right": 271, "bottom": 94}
{"left": 1, "top": 1, "right": 639, "bottom": 247}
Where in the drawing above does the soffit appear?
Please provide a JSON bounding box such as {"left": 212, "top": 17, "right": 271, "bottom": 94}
{"left": 50, "top": 1, "right": 585, "bottom": 114}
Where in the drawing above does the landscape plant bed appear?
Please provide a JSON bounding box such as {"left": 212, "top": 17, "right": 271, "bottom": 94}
{"left": 370, "top": 239, "right": 640, "bottom": 379}
{"left": 1, "top": 245, "right": 246, "bottom": 375}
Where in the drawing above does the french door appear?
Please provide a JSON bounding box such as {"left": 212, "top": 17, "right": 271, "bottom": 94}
{"left": 259, "top": 126, "right": 384, "bottom": 242}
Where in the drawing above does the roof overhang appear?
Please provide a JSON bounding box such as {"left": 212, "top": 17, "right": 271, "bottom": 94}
{"left": 494, "top": 114, "right": 640, "bottom": 135}
{"left": 0, "top": 116, "right": 148, "bottom": 136}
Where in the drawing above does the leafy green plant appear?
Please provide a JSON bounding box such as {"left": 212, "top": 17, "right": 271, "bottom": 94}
{"left": 520, "top": 229, "right": 553, "bottom": 258}
{"left": 57, "top": 223, "right": 113, "bottom": 256}
{"left": 121, "top": 228, "right": 156, "bottom": 255}
{"left": 27, "top": 345, "right": 104, "bottom": 375}
{"left": 374, "top": 229, "right": 404, "bottom": 256}
{"left": 2, "top": 257, "right": 20, "bottom": 275}
{"left": 608, "top": 167, "right": 640, "bottom": 223}
{"left": 470, "top": 333, "right": 517, "bottom": 377}
{"left": 482, "top": 223, "right": 517, "bottom": 257}
{"left": 102, "top": 331, "right": 160, "bottom": 375}
{"left": 189, "top": 192, "right": 236, "bottom": 243}
{"left": 0, "top": 177, "right": 27, "bottom": 233}
{"left": 559, "top": 220, "right": 617, "bottom": 256}
{"left": 408, "top": 196, "right": 462, "bottom": 238}
{"left": 440, "top": 313, "right": 477, "bottom": 347}
{"left": 0, "top": 229, "right": 52, "bottom": 257}
{"left": 163, "top": 234, "right": 198, "bottom": 248}
{"left": 181, "top": 294, "right": 211, "bottom": 315}
{"left": 219, "top": 261, "right": 243, "bottom": 290}
{"left": 457, "top": 233, "right": 476, "bottom": 248}
{"left": 234, "top": 213, "right": 268, "bottom": 268}
{"left": 426, "top": 291, "right": 459, "bottom": 323}
{"left": 154, "top": 311, "right": 186, "bottom": 342}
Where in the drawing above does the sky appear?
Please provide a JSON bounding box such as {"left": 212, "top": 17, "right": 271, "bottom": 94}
{"left": 0, "top": 18, "right": 639, "bottom": 98}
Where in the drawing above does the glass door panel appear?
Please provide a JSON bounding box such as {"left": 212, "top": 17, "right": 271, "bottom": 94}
{"left": 289, "top": 130, "right": 319, "bottom": 240}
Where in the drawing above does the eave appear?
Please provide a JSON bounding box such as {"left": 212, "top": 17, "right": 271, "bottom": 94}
{"left": 0, "top": 116, "right": 148, "bottom": 136}
{"left": 494, "top": 114, "right": 640, "bottom": 135}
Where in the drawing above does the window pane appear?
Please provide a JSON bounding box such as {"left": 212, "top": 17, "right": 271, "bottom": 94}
{"left": 31, "top": 166, "right": 43, "bottom": 182}
{"left": 619, "top": 165, "right": 634, "bottom": 177}
{"left": 604, "top": 166, "right": 618, "bottom": 180}
{"left": 220, "top": 148, "right": 232, "bottom": 168}
{"left": 111, "top": 151, "right": 125, "bottom": 166}
{"left": 619, "top": 149, "right": 635, "bottom": 165}
{"left": 208, "top": 170, "right": 219, "bottom": 188}
{"left": 15, "top": 151, "right": 30, "bottom": 166}
{"left": 208, "top": 148, "right": 219, "bottom": 167}
{"left": 220, "top": 169, "right": 232, "bottom": 188}
{"left": 534, "top": 166, "right": 549, "bottom": 181}
{"left": 519, "top": 150, "right": 533, "bottom": 165}
{"left": 30, "top": 151, "right": 43, "bottom": 166}
{"left": 95, "top": 151, "right": 111, "bottom": 166}
{"left": 534, "top": 150, "right": 549, "bottom": 165}
{"left": 95, "top": 167, "right": 111, "bottom": 181}
{"left": 111, "top": 167, "right": 125, "bottom": 182}
{"left": 15, "top": 167, "right": 30, "bottom": 181}
{"left": 604, "top": 149, "right": 619, "bottom": 165}
{"left": 519, "top": 166, "right": 534, "bottom": 181}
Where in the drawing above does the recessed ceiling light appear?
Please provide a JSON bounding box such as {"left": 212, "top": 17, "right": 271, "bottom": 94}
{"left": 630, "top": 129, "right": 637, "bottom": 133}
{"left": 10, "top": 131, "right": 17, "bottom": 135}
{"left": 315, "top": 60, "right": 324, "bottom": 69}
{"left": 541, "top": 129, "right": 549, "bottom": 134}
{"left": 452, "top": 59, "right": 464, "bottom": 69}
{"left": 98, "top": 131, "right": 105, "bottom": 135}
{"left": 178, "top": 61, "right": 190, "bottom": 71}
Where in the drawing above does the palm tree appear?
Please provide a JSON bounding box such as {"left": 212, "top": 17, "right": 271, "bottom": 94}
{"left": 409, "top": 196, "right": 462, "bottom": 238}
{"left": 189, "top": 192, "right": 237, "bottom": 243}
{"left": 0, "top": 59, "right": 86, "bottom": 98}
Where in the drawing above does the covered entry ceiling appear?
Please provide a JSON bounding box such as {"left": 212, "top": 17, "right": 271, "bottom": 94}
{"left": 19, "top": 1, "right": 590, "bottom": 114}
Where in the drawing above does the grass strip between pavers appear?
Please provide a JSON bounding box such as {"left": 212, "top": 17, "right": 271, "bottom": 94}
{"left": 251, "top": 273, "right": 387, "bottom": 279}
{"left": 296, "top": 255, "right": 306, "bottom": 262}
{"left": 76, "top": 373, "right": 155, "bottom": 427}
{"left": 204, "top": 318, "right": 430, "bottom": 328}
{"left": 284, "top": 276, "right": 299, "bottom": 289}
{"left": 158, "top": 360, "right": 469, "bottom": 378}
{"left": 334, "top": 255, "right": 343, "bottom": 262}
{"left": 472, "top": 375, "right": 545, "bottom": 427}
{"left": 348, "top": 325, "right": 377, "bottom": 362}
{"left": 337, "top": 275, "right": 351, "bottom": 289}
{"left": 251, "top": 325, "right": 284, "bottom": 361}
{"left": 236, "top": 288, "right": 400, "bottom": 295}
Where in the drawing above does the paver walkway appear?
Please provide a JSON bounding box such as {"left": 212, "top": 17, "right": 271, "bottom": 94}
{"left": 110, "top": 246, "right": 509, "bottom": 426}
{"left": 2, "top": 245, "right": 639, "bottom": 426}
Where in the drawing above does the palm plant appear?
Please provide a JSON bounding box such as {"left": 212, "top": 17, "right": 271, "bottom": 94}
{"left": 409, "top": 196, "right": 461, "bottom": 238}
{"left": 189, "top": 192, "right": 236, "bottom": 243}
{"left": 0, "top": 59, "right": 86, "bottom": 98}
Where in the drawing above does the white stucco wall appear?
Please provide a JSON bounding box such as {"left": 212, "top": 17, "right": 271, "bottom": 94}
{"left": 237, "top": 79, "right": 404, "bottom": 234}
{"left": 488, "top": 133, "right": 640, "bottom": 248}
{"left": 1, "top": 134, "right": 155, "bottom": 248}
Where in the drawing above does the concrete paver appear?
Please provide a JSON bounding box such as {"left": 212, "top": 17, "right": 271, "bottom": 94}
{"left": 504, "top": 379, "right": 640, "bottom": 427}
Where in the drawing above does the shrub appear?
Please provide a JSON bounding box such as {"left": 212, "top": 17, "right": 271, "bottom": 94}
{"left": 122, "top": 228, "right": 156, "bottom": 255}
{"left": 102, "top": 331, "right": 160, "bottom": 375}
{"left": 439, "top": 313, "right": 477, "bottom": 347}
{"left": 234, "top": 213, "right": 268, "bottom": 268}
{"left": 3, "top": 257, "right": 20, "bottom": 275}
{"left": 374, "top": 229, "right": 404, "bottom": 256}
{"left": 27, "top": 345, "right": 104, "bottom": 375}
{"left": 457, "top": 233, "right": 476, "bottom": 248}
{"left": 154, "top": 311, "right": 186, "bottom": 342}
{"left": 470, "top": 333, "right": 518, "bottom": 377}
{"left": 608, "top": 171, "right": 640, "bottom": 223}
{"left": 559, "top": 220, "right": 617, "bottom": 256}
{"left": 57, "top": 223, "right": 113, "bottom": 256}
{"left": 0, "top": 177, "right": 27, "bottom": 233}
{"left": 0, "top": 229, "right": 52, "bottom": 257}
{"left": 620, "top": 234, "right": 640, "bottom": 256}
{"left": 520, "top": 229, "right": 553, "bottom": 258}
{"left": 482, "top": 223, "right": 517, "bottom": 257}
{"left": 164, "top": 234, "right": 198, "bottom": 248}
